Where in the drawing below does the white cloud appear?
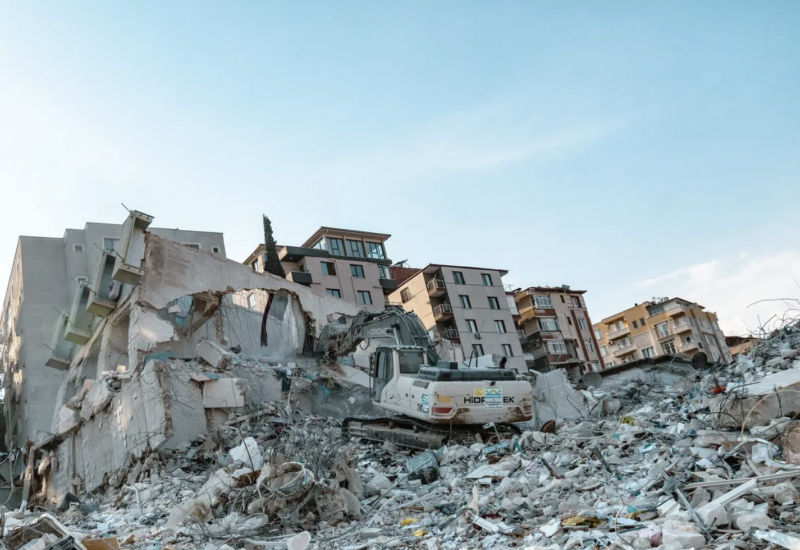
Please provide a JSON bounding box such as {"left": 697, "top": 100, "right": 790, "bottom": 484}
{"left": 635, "top": 251, "right": 800, "bottom": 335}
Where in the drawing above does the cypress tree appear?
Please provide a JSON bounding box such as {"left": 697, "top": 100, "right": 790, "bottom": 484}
{"left": 262, "top": 215, "right": 286, "bottom": 278}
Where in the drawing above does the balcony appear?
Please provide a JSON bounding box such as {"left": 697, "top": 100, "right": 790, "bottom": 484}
{"left": 379, "top": 278, "right": 398, "bottom": 294}
{"left": 517, "top": 330, "right": 526, "bottom": 339}
{"left": 673, "top": 321, "right": 692, "bottom": 334}
{"left": 279, "top": 246, "right": 330, "bottom": 263}
{"left": 440, "top": 328, "right": 459, "bottom": 340}
{"left": 612, "top": 343, "right": 636, "bottom": 357}
{"left": 606, "top": 326, "right": 630, "bottom": 341}
{"left": 681, "top": 341, "right": 699, "bottom": 352}
{"left": 287, "top": 271, "right": 312, "bottom": 286}
{"left": 433, "top": 303, "right": 454, "bottom": 321}
{"left": 667, "top": 304, "right": 686, "bottom": 317}
{"left": 426, "top": 279, "right": 447, "bottom": 297}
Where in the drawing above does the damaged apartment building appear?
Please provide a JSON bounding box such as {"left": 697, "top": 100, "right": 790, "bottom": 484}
{"left": 513, "top": 286, "right": 604, "bottom": 376}
{"left": 593, "top": 296, "right": 732, "bottom": 367}
{"left": 0, "top": 210, "right": 369, "bottom": 506}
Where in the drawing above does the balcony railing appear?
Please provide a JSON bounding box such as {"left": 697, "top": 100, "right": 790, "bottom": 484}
{"left": 440, "top": 328, "right": 459, "bottom": 340}
{"left": 606, "top": 326, "right": 630, "bottom": 340}
{"left": 612, "top": 342, "right": 636, "bottom": 357}
{"left": 517, "top": 330, "right": 525, "bottom": 339}
{"left": 433, "top": 303, "right": 453, "bottom": 319}
{"left": 426, "top": 279, "right": 447, "bottom": 296}
{"left": 673, "top": 321, "right": 692, "bottom": 334}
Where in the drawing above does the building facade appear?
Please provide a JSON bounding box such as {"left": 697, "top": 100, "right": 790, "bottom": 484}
{"left": 0, "top": 218, "right": 226, "bottom": 447}
{"left": 592, "top": 297, "right": 731, "bottom": 367}
{"left": 387, "top": 264, "right": 525, "bottom": 371}
{"left": 244, "top": 227, "right": 396, "bottom": 310}
{"left": 513, "top": 286, "right": 603, "bottom": 376}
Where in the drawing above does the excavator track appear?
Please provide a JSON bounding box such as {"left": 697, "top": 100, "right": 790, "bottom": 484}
{"left": 342, "top": 415, "right": 522, "bottom": 450}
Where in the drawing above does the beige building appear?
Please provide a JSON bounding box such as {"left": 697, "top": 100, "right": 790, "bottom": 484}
{"left": 513, "top": 286, "right": 604, "bottom": 375}
{"left": 593, "top": 297, "right": 731, "bottom": 367}
{"left": 244, "top": 227, "right": 396, "bottom": 310}
{"left": 387, "top": 264, "right": 525, "bottom": 371}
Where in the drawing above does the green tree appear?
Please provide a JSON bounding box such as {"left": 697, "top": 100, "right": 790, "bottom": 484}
{"left": 262, "top": 215, "right": 285, "bottom": 278}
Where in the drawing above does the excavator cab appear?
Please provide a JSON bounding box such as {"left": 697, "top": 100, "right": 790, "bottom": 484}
{"left": 369, "top": 346, "right": 430, "bottom": 403}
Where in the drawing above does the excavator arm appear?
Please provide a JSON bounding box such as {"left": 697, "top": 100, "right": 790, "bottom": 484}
{"left": 316, "top": 305, "right": 440, "bottom": 364}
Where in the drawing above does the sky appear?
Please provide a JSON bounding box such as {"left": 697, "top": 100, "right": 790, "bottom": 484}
{"left": 1, "top": 1, "right": 799, "bottom": 336}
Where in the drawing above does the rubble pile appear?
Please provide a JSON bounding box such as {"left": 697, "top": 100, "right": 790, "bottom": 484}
{"left": 6, "top": 323, "right": 800, "bottom": 550}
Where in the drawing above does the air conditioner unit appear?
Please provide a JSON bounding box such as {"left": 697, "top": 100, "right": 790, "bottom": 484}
{"left": 474, "top": 332, "right": 482, "bottom": 339}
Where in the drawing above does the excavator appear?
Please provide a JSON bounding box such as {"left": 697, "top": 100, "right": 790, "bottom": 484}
{"left": 317, "top": 306, "right": 534, "bottom": 449}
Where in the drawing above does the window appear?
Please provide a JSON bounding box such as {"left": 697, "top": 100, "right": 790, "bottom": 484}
{"left": 326, "top": 289, "right": 342, "bottom": 298}
{"left": 685, "top": 336, "right": 692, "bottom": 344}
{"left": 502, "top": 344, "right": 514, "bottom": 357}
{"left": 488, "top": 297, "right": 500, "bottom": 310}
{"left": 606, "top": 361, "right": 615, "bottom": 368}
{"left": 472, "top": 344, "right": 485, "bottom": 356}
{"left": 600, "top": 345, "right": 608, "bottom": 357}
{"left": 560, "top": 295, "right": 565, "bottom": 303}
{"left": 460, "top": 295, "right": 471, "bottom": 309}
{"left": 328, "top": 238, "right": 345, "bottom": 256}
{"left": 656, "top": 321, "right": 670, "bottom": 338}
{"left": 578, "top": 317, "right": 587, "bottom": 330}
{"left": 311, "top": 239, "right": 325, "bottom": 250}
{"left": 632, "top": 320, "right": 638, "bottom": 329}
{"left": 350, "top": 265, "right": 365, "bottom": 278}
{"left": 546, "top": 340, "right": 568, "bottom": 354}
{"left": 495, "top": 320, "right": 507, "bottom": 333}
{"left": 640, "top": 318, "right": 646, "bottom": 326}
{"left": 398, "top": 350, "right": 424, "bottom": 374}
{"left": 347, "top": 240, "right": 365, "bottom": 258}
{"left": 73, "top": 244, "right": 85, "bottom": 253}
{"left": 594, "top": 329, "right": 602, "bottom": 339}
{"left": 76, "top": 276, "right": 88, "bottom": 287}
{"left": 534, "top": 295, "right": 553, "bottom": 308}
{"left": 212, "top": 246, "right": 221, "bottom": 254}
{"left": 453, "top": 271, "right": 465, "bottom": 284}
{"left": 103, "top": 238, "right": 119, "bottom": 252}
{"left": 538, "top": 317, "right": 559, "bottom": 331}
{"left": 662, "top": 339, "right": 676, "bottom": 354}
{"left": 400, "top": 288, "right": 412, "bottom": 303}
{"left": 247, "top": 294, "right": 256, "bottom": 309}
{"left": 481, "top": 273, "right": 493, "bottom": 286}
{"left": 366, "top": 242, "right": 385, "bottom": 259}
{"left": 567, "top": 318, "right": 572, "bottom": 325}
{"left": 466, "top": 319, "right": 479, "bottom": 333}
{"left": 378, "top": 265, "right": 390, "bottom": 279}
{"left": 585, "top": 338, "right": 595, "bottom": 353}
{"left": 182, "top": 243, "right": 201, "bottom": 250}
{"left": 357, "top": 290, "right": 372, "bottom": 305}
{"left": 571, "top": 297, "right": 581, "bottom": 308}
{"left": 321, "top": 262, "right": 336, "bottom": 276}
{"left": 252, "top": 261, "right": 260, "bottom": 272}
{"left": 642, "top": 347, "right": 655, "bottom": 358}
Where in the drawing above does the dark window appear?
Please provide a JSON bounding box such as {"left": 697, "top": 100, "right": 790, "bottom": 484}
{"left": 350, "top": 265, "right": 365, "bottom": 278}
{"left": 488, "top": 297, "right": 500, "bottom": 310}
{"left": 321, "top": 262, "right": 336, "bottom": 276}
{"left": 502, "top": 344, "right": 513, "bottom": 357}
{"left": 481, "top": 273, "right": 493, "bottom": 286}
{"left": 212, "top": 246, "right": 221, "bottom": 254}
{"left": 495, "top": 320, "right": 507, "bottom": 333}
{"left": 400, "top": 288, "right": 412, "bottom": 303}
{"left": 453, "top": 271, "right": 465, "bottom": 284}
{"left": 640, "top": 318, "right": 646, "bottom": 326}
{"left": 398, "top": 349, "right": 424, "bottom": 374}
{"left": 326, "top": 289, "right": 341, "bottom": 298}
{"left": 73, "top": 244, "right": 84, "bottom": 253}
{"left": 328, "top": 238, "right": 345, "bottom": 256}
{"left": 366, "top": 242, "right": 385, "bottom": 259}
{"left": 567, "top": 317, "right": 572, "bottom": 325}
{"left": 572, "top": 297, "right": 581, "bottom": 308}
{"left": 357, "top": 290, "right": 372, "bottom": 305}
{"left": 460, "top": 295, "right": 471, "bottom": 308}
{"left": 347, "top": 240, "right": 365, "bottom": 258}
{"left": 467, "top": 319, "right": 478, "bottom": 333}
{"left": 560, "top": 295, "right": 565, "bottom": 303}
{"left": 632, "top": 320, "right": 638, "bottom": 329}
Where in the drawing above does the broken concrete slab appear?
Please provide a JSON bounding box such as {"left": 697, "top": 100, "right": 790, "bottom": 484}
{"left": 203, "top": 378, "right": 245, "bottom": 409}
{"left": 197, "top": 339, "right": 234, "bottom": 370}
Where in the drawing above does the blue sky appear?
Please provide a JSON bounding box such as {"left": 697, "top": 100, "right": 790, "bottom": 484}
{"left": 1, "top": 2, "right": 799, "bottom": 335}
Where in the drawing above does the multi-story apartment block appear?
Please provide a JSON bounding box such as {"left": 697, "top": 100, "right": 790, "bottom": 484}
{"left": 244, "top": 227, "right": 396, "bottom": 310}
{"left": 593, "top": 297, "right": 731, "bottom": 368}
{"left": 513, "top": 286, "right": 603, "bottom": 375}
{"left": 387, "top": 264, "right": 525, "bottom": 371}
{"left": 0, "top": 218, "right": 226, "bottom": 447}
